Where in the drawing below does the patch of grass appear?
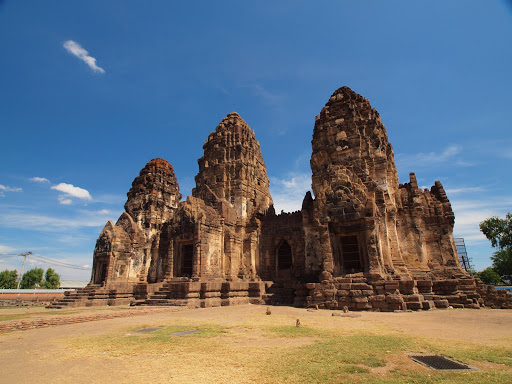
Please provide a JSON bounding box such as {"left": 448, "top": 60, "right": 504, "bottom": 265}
{"left": 422, "top": 338, "right": 512, "bottom": 367}
{"left": 269, "top": 325, "right": 322, "bottom": 338}
{"left": 72, "top": 323, "right": 228, "bottom": 357}
{"left": 0, "top": 310, "right": 82, "bottom": 321}
{"left": 0, "top": 305, "right": 130, "bottom": 321}
{"left": 259, "top": 331, "right": 512, "bottom": 384}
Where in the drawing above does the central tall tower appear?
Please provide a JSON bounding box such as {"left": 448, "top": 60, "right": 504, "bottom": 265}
{"left": 193, "top": 112, "right": 273, "bottom": 219}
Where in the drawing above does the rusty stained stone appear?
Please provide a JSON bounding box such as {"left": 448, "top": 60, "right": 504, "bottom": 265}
{"left": 49, "top": 86, "right": 512, "bottom": 311}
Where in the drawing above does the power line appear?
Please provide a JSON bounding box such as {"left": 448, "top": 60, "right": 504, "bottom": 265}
{"left": 30, "top": 254, "right": 91, "bottom": 270}
{"left": 0, "top": 252, "right": 91, "bottom": 271}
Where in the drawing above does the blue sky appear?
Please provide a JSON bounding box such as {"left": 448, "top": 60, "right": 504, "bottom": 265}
{"left": 1, "top": 1, "right": 511, "bottom": 280}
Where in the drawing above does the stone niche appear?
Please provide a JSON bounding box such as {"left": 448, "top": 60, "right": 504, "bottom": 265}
{"left": 50, "top": 86, "right": 512, "bottom": 310}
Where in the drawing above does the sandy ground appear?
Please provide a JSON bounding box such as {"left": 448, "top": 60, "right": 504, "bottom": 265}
{"left": 0, "top": 305, "right": 511, "bottom": 383}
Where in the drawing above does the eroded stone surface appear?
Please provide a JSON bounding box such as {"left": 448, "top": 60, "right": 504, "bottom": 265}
{"left": 50, "top": 87, "right": 512, "bottom": 311}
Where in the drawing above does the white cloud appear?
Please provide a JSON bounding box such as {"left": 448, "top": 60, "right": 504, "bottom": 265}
{"left": 63, "top": 40, "right": 105, "bottom": 74}
{"left": 30, "top": 177, "right": 50, "bottom": 183}
{"left": 0, "top": 244, "right": 16, "bottom": 254}
{"left": 58, "top": 196, "right": 73, "bottom": 205}
{"left": 269, "top": 173, "right": 312, "bottom": 213}
{"left": 51, "top": 183, "right": 92, "bottom": 201}
{"left": 451, "top": 196, "right": 512, "bottom": 245}
{"left": 0, "top": 184, "right": 22, "bottom": 192}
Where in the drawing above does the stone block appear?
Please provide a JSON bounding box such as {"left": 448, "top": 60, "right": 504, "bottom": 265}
{"left": 371, "top": 301, "right": 389, "bottom": 309}
{"left": 352, "top": 283, "right": 372, "bottom": 290}
{"left": 385, "top": 294, "right": 403, "bottom": 304}
{"left": 406, "top": 302, "right": 422, "bottom": 310}
{"left": 402, "top": 294, "right": 421, "bottom": 302}
{"left": 434, "top": 299, "right": 449, "bottom": 308}
{"left": 352, "top": 296, "right": 368, "bottom": 303}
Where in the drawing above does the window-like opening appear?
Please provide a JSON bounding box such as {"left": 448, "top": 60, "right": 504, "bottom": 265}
{"left": 182, "top": 244, "right": 193, "bottom": 277}
{"left": 340, "top": 235, "right": 362, "bottom": 272}
{"left": 277, "top": 241, "right": 292, "bottom": 270}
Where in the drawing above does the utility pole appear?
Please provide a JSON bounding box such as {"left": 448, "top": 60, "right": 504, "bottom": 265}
{"left": 16, "top": 252, "right": 32, "bottom": 289}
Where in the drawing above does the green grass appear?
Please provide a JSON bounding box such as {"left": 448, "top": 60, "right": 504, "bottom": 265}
{"left": 263, "top": 330, "right": 512, "bottom": 384}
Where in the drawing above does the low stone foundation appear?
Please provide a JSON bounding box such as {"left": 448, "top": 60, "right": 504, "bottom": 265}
{"left": 48, "top": 275, "right": 512, "bottom": 311}
{"left": 304, "top": 275, "right": 512, "bottom": 311}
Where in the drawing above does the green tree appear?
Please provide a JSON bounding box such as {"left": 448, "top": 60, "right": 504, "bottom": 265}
{"left": 475, "top": 267, "right": 502, "bottom": 285}
{"left": 42, "top": 268, "right": 60, "bottom": 289}
{"left": 19, "top": 268, "right": 44, "bottom": 289}
{"left": 480, "top": 213, "right": 512, "bottom": 276}
{"left": 0, "top": 270, "right": 18, "bottom": 289}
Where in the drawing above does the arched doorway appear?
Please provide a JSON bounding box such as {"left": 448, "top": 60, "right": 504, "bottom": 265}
{"left": 277, "top": 240, "right": 292, "bottom": 270}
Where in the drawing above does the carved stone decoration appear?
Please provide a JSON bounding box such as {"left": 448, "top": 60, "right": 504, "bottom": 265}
{"left": 49, "top": 87, "right": 512, "bottom": 310}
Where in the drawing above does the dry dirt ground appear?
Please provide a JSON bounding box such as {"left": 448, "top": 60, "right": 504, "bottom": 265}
{"left": 0, "top": 304, "right": 511, "bottom": 383}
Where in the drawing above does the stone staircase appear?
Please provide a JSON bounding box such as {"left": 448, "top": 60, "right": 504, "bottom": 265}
{"left": 46, "top": 284, "right": 133, "bottom": 308}
{"left": 138, "top": 279, "right": 268, "bottom": 308}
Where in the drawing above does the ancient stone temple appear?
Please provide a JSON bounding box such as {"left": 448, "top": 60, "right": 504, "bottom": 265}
{"left": 51, "top": 86, "right": 512, "bottom": 310}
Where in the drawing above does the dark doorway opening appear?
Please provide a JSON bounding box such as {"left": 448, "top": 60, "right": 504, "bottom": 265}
{"left": 277, "top": 241, "right": 292, "bottom": 270}
{"left": 182, "top": 244, "right": 194, "bottom": 277}
{"left": 95, "top": 263, "right": 107, "bottom": 284}
{"left": 340, "top": 235, "right": 362, "bottom": 272}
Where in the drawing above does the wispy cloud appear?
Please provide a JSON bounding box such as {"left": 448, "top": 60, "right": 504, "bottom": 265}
{"left": 58, "top": 196, "right": 73, "bottom": 205}
{"left": 0, "top": 209, "right": 115, "bottom": 232}
{"left": 0, "top": 244, "right": 16, "bottom": 254}
{"left": 0, "top": 184, "right": 22, "bottom": 197}
{"left": 445, "top": 186, "right": 486, "bottom": 194}
{"left": 269, "top": 172, "right": 312, "bottom": 213}
{"left": 396, "top": 144, "right": 473, "bottom": 170}
{"left": 0, "top": 184, "right": 22, "bottom": 192}
{"left": 93, "top": 193, "right": 125, "bottom": 205}
{"left": 30, "top": 177, "right": 50, "bottom": 183}
{"left": 63, "top": 40, "right": 105, "bottom": 74}
{"left": 51, "top": 183, "right": 92, "bottom": 203}
{"left": 245, "top": 84, "right": 285, "bottom": 105}
{"left": 452, "top": 196, "right": 512, "bottom": 244}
